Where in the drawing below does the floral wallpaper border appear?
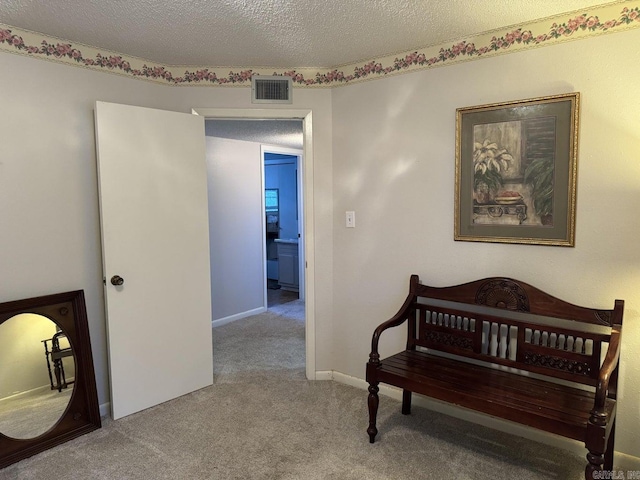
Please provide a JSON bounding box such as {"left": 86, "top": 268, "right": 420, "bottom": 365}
{"left": 1, "top": 1, "right": 639, "bottom": 87}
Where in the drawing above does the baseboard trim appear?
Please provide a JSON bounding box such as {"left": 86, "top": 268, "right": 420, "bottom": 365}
{"left": 314, "top": 370, "right": 333, "bottom": 381}
{"left": 99, "top": 402, "right": 111, "bottom": 419}
{"left": 616, "top": 453, "right": 640, "bottom": 472}
{"left": 211, "top": 306, "right": 267, "bottom": 328}
{"left": 330, "top": 371, "right": 640, "bottom": 469}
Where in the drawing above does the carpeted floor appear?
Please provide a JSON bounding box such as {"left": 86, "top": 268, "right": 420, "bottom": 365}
{"left": 1, "top": 300, "right": 586, "bottom": 479}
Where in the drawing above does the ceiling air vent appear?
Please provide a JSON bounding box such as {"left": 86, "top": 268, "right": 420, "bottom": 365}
{"left": 251, "top": 76, "right": 292, "bottom": 104}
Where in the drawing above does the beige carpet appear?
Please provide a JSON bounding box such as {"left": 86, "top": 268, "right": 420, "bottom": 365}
{"left": 1, "top": 300, "right": 586, "bottom": 479}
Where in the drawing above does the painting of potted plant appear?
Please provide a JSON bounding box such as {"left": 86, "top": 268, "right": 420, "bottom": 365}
{"left": 456, "top": 93, "right": 579, "bottom": 246}
{"left": 473, "top": 139, "right": 514, "bottom": 204}
{"left": 524, "top": 156, "right": 554, "bottom": 225}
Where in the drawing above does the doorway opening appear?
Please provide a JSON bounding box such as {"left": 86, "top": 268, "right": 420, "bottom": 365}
{"left": 196, "top": 108, "right": 315, "bottom": 380}
{"left": 263, "top": 147, "right": 304, "bottom": 310}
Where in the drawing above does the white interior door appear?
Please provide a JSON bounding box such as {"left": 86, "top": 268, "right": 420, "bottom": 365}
{"left": 94, "top": 101, "right": 213, "bottom": 420}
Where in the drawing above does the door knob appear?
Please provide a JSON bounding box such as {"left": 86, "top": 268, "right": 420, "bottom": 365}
{"left": 110, "top": 275, "right": 124, "bottom": 286}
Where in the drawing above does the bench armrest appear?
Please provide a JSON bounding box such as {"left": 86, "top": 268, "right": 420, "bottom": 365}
{"left": 369, "top": 276, "right": 420, "bottom": 364}
{"left": 591, "top": 325, "right": 622, "bottom": 423}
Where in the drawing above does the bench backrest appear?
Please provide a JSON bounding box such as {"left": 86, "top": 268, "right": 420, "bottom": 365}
{"left": 405, "top": 275, "right": 624, "bottom": 388}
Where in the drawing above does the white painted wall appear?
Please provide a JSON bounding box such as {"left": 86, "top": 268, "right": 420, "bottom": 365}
{"left": 206, "top": 136, "right": 264, "bottom": 321}
{"left": 331, "top": 29, "right": 640, "bottom": 456}
{"left": 0, "top": 52, "right": 334, "bottom": 409}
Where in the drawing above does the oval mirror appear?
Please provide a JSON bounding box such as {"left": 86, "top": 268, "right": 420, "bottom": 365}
{"left": 0, "top": 313, "right": 74, "bottom": 439}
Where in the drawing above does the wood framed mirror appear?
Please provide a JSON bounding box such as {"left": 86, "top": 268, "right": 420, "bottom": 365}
{"left": 0, "top": 290, "right": 101, "bottom": 469}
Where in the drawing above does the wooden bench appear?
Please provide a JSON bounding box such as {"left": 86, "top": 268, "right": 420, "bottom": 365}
{"left": 366, "top": 275, "right": 623, "bottom": 480}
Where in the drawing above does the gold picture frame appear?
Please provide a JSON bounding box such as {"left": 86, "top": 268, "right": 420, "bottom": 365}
{"left": 455, "top": 93, "right": 579, "bottom": 246}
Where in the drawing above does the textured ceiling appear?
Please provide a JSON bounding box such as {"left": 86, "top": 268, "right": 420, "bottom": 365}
{"left": 205, "top": 119, "right": 303, "bottom": 150}
{"left": 0, "top": 0, "right": 615, "bottom": 68}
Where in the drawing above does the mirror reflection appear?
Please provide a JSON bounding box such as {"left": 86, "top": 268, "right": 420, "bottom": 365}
{"left": 0, "top": 313, "right": 74, "bottom": 439}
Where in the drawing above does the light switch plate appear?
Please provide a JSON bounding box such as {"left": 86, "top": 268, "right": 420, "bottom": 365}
{"left": 346, "top": 211, "right": 355, "bottom": 228}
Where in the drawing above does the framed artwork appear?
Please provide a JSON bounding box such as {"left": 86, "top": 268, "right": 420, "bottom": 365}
{"left": 455, "top": 93, "right": 579, "bottom": 246}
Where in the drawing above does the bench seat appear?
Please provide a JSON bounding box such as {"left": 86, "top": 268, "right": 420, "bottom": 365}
{"left": 374, "top": 350, "right": 616, "bottom": 442}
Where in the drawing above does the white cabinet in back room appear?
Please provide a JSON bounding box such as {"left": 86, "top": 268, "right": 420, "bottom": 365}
{"left": 274, "top": 239, "right": 299, "bottom": 292}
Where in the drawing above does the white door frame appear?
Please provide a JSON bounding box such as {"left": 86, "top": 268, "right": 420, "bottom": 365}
{"left": 261, "top": 145, "right": 305, "bottom": 303}
{"left": 192, "top": 108, "right": 315, "bottom": 380}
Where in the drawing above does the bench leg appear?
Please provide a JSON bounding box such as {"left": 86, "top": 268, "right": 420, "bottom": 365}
{"left": 585, "top": 451, "right": 604, "bottom": 480}
{"left": 585, "top": 414, "right": 610, "bottom": 480}
{"left": 402, "top": 390, "right": 412, "bottom": 415}
{"left": 585, "top": 421, "right": 616, "bottom": 480}
{"left": 54, "top": 358, "right": 66, "bottom": 392}
{"left": 367, "top": 383, "right": 379, "bottom": 443}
